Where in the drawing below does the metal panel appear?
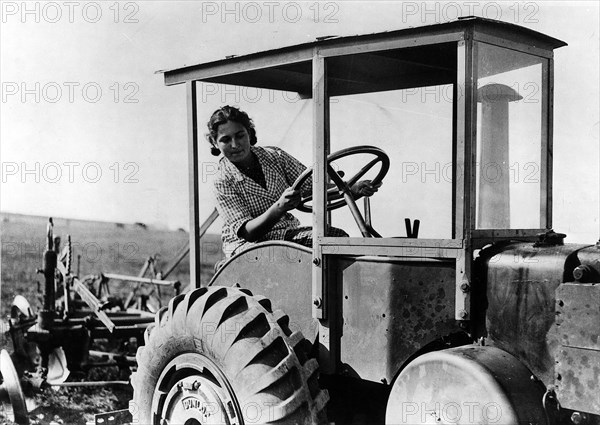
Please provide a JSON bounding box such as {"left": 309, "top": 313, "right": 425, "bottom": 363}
{"left": 555, "top": 346, "right": 600, "bottom": 414}
{"left": 337, "top": 257, "right": 458, "bottom": 383}
{"left": 210, "top": 243, "right": 317, "bottom": 343}
{"left": 482, "top": 242, "right": 590, "bottom": 385}
{"left": 556, "top": 283, "right": 600, "bottom": 351}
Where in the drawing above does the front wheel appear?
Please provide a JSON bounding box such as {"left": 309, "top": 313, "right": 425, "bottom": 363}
{"left": 131, "top": 286, "right": 328, "bottom": 424}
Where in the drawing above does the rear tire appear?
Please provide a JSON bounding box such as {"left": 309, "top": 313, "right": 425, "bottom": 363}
{"left": 131, "top": 286, "right": 328, "bottom": 424}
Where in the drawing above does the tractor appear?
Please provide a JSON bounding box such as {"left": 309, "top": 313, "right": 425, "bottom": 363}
{"left": 127, "top": 17, "right": 599, "bottom": 424}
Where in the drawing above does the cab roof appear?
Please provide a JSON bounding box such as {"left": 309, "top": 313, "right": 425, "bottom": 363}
{"left": 160, "top": 16, "right": 566, "bottom": 97}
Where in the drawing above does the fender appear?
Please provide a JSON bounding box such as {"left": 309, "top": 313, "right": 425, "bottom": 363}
{"left": 209, "top": 241, "right": 317, "bottom": 344}
{"left": 386, "top": 346, "right": 547, "bottom": 425}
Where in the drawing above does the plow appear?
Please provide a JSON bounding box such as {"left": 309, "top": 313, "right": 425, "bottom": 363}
{"left": 1, "top": 210, "right": 218, "bottom": 424}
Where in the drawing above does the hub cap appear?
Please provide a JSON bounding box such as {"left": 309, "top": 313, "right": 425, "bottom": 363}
{"left": 153, "top": 353, "right": 242, "bottom": 425}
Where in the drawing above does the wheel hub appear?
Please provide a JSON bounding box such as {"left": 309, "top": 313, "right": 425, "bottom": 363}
{"left": 154, "top": 353, "right": 242, "bottom": 425}
{"left": 163, "top": 375, "right": 230, "bottom": 424}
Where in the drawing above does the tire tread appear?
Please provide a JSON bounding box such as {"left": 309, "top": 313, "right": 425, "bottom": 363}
{"left": 132, "top": 286, "right": 328, "bottom": 424}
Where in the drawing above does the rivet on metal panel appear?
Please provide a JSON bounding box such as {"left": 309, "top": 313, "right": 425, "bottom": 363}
{"left": 460, "top": 282, "right": 470, "bottom": 292}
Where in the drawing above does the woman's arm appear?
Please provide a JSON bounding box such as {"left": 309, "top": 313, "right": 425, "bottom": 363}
{"left": 238, "top": 187, "right": 301, "bottom": 242}
{"left": 240, "top": 180, "right": 381, "bottom": 242}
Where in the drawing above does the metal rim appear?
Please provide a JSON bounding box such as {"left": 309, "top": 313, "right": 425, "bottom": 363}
{"left": 153, "top": 352, "right": 243, "bottom": 425}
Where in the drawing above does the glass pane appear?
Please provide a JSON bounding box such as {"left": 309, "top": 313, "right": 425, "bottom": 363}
{"left": 475, "top": 43, "right": 547, "bottom": 229}
{"left": 330, "top": 86, "right": 454, "bottom": 238}
{"left": 196, "top": 83, "right": 314, "bottom": 229}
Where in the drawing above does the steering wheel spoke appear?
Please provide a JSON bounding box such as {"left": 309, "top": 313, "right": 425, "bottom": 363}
{"left": 290, "top": 145, "right": 390, "bottom": 236}
{"left": 346, "top": 157, "right": 384, "bottom": 188}
{"left": 300, "top": 186, "right": 344, "bottom": 204}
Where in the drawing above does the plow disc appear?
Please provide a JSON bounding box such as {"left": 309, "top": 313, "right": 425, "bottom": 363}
{"left": 0, "top": 349, "right": 29, "bottom": 425}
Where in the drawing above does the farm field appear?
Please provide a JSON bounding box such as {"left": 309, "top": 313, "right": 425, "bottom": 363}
{"left": 0, "top": 212, "right": 223, "bottom": 424}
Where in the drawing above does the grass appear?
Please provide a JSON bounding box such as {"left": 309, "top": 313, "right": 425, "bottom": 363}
{"left": 0, "top": 212, "right": 223, "bottom": 424}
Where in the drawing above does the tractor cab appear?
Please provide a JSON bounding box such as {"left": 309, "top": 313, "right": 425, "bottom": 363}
{"left": 137, "top": 17, "right": 600, "bottom": 425}
{"left": 162, "top": 15, "right": 564, "bottom": 339}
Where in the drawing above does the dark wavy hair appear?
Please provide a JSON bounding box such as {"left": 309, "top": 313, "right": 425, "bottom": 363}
{"left": 206, "top": 105, "right": 258, "bottom": 156}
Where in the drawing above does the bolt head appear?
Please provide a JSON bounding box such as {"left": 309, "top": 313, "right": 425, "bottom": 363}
{"left": 573, "top": 265, "right": 589, "bottom": 281}
{"left": 570, "top": 412, "right": 587, "bottom": 424}
{"left": 313, "top": 297, "right": 322, "bottom": 308}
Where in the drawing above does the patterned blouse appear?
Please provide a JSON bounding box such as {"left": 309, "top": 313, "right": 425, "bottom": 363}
{"left": 213, "top": 146, "right": 308, "bottom": 257}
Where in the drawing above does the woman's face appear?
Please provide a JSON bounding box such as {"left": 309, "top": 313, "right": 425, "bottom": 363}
{"left": 214, "top": 120, "right": 252, "bottom": 165}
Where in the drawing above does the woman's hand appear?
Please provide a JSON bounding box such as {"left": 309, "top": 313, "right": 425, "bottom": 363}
{"left": 240, "top": 187, "right": 300, "bottom": 242}
{"left": 350, "top": 180, "right": 382, "bottom": 199}
{"left": 275, "top": 187, "right": 302, "bottom": 213}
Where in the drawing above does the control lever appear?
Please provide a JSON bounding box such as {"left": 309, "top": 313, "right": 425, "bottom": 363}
{"left": 405, "top": 219, "right": 420, "bottom": 238}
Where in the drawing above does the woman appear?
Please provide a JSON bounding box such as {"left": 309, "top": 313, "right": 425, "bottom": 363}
{"left": 207, "top": 105, "right": 380, "bottom": 257}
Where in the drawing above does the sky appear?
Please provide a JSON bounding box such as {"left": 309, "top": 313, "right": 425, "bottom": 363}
{"left": 1, "top": 0, "right": 599, "bottom": 243}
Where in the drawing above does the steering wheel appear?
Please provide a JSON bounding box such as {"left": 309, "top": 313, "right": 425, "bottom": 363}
{"left": 290, "top": 145, "right": 389, "bottom": 236}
